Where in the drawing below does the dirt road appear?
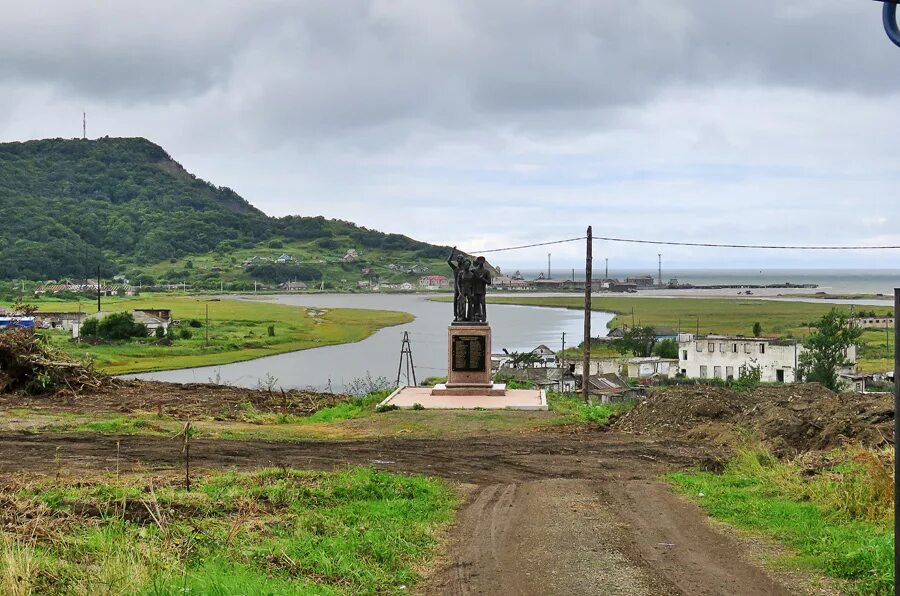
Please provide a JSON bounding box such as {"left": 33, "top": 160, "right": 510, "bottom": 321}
{"left": 0, "top": 429, "right": 806, "bottom": 595}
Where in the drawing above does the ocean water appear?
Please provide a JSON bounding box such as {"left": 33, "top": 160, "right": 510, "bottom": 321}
{"left": 513, "top": 269, "right": 900, "bottom": 295}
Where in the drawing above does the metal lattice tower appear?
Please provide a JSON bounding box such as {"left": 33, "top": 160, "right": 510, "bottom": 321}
{"left": 396, "top": 331, "right": 417, "bottom": 387}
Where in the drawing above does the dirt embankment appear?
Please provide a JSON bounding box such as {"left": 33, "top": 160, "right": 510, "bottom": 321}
{"left": 614, "top": 383, "right": 893, "bottom": 454}
{"left": 0, "top": 379, "right": 348, "bottom": 420}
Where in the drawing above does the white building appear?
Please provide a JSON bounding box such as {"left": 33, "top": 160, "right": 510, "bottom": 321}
{"left": 679, "top": 335, "right": 805, "bottom": 383}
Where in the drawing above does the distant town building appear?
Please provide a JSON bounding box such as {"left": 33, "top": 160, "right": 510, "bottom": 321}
{"left": 357, "top": 280, "right": 372, "bottom": 289}
{"left": 419, "top": 275, "right": 449, "bottom": 289}
{"left": 275, "top": 254, "right": 294, "bottom": 264}
{"left": 625, "top": 275, "right": 655, "bottom": 287}
{"left": 342, "top": 249, "right": 360, "bottom": 262}
{"left": 851, "top": 316, "right": 894, "bottom": 329}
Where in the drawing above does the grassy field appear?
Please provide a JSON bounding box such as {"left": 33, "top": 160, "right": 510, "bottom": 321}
{"left": 479, "top": 295, "right": 895, "bottom": 371}
{"left": 669, "top": 446, "right": 893, "bottom": 595}
{"left": 22, "top": 296, "right": 412, "bottom": 374}
{"left": 0, "top": 467, "right": 456, "bottom": 595}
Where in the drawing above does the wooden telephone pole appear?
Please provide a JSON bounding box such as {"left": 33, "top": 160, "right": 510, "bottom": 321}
{"left": 582, "top": 226, "right": 592, "bottom": 404}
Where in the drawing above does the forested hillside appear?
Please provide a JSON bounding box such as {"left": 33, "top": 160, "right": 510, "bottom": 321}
{"left": 0, "top": 137, "right": 445, "bottom": 280}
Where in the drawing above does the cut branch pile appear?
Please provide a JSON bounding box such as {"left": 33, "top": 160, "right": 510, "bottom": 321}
{"left": 0, "top": 329, "right": 107, "bottom": 395}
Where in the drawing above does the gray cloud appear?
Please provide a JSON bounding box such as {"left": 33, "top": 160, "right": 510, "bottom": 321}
{"left": 1, "top": 1, "right": 898, "bottom": 268}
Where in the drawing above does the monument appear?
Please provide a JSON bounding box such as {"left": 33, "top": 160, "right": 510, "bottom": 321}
{"left": 433, "top": 248, "right": 502, "bottom": 395}
{"left": 378, "top": 247, "right": 546, "bottom": 410}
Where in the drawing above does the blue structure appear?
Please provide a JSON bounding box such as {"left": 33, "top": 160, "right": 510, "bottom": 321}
{"left": 877, "top": 0, "right": 900, "bottom": 47}
{"left": 0, "top": 317, "right": 35, "bottom": 329}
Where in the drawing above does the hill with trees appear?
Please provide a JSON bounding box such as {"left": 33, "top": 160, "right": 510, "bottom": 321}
{"left": 0, "top": 137, "right": 449, "bottom": 285}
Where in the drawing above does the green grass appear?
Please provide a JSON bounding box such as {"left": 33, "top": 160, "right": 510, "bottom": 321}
{"left": 668, "top": 447, "right": 894, "bottom": 594}
{"left": 1, "top": 467, "right": 457, "bottom": 595}
{"left": 23, "top": 295, "right": 412, "bottom": 374}
{"left": 547, "top": 391, "right": 635, "bottom": 424}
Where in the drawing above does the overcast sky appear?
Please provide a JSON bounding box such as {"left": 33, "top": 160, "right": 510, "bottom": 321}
{"left": 2, "top": 1, "right": 899, "bottom": 271}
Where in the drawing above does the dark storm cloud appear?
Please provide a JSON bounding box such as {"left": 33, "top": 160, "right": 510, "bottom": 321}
{"left": 1, "top": 1, "right": 895, "bottom": 125}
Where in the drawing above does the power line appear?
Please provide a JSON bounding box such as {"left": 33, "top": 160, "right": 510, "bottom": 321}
{"left": 592, "top": 235, "right": 900, "bottom": 251}
{"left": 477, "top": 237, "right": 587, "bottom": 254}
{"left": 467, "top": 234, "right": 900, "bottom": 254}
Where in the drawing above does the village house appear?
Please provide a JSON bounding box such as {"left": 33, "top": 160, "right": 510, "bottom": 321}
{"left": 622, "top": 356, "right": 679, "bottom": 379}
{"left": 586, "top": 373, "right": 645, "bottom": 403}
{"left": 357, "top": 280, "right": 371, "bottom": 289}
{"left": 280, "top": 281, "right": 307, "bottom": 291}
{"left": 274, "top": 254, "right": 294, "bottom": 264}
{"left": 343, "top": 249, "right": 360, "bottom": 263}
{"left": 419, "top": 275, "right": 449, "bottom": 289}
{"left": 572, "top": 357, "right": 625, "bottom": 377}
{"left": 530, "top": 344, "right": 557, "bottom": 367}
{"left": 678, "top": 335, "right": 856, "bottom": 383}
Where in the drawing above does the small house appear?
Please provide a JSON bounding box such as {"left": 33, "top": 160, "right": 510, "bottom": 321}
{"left": 275, "top": 254, "right": 294, "bottom": 264}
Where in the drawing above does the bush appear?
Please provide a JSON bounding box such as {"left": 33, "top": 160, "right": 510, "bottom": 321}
{"left": 154, "top": 326, "right": 165, "bottom": 339}
{"left": 80, "top": 318, "right": 98, "bottom": 337}
{"left": 188, "top": 319, "right": 203, "bottom": 328}
{"left": 81, "top": 312, "right": 147, "bottom": 340}
{"left": 179, "top": 328, "right": 193, "bottom": 340}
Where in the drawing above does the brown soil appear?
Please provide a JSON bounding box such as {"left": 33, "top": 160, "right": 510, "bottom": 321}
{"left": 614, "top": 383, "right": 893, "bottom": 455}
{"left": 0, "top": 429, "right": 821, "bottom": 595}
{"left": 0, "top": 379, "right": 346, "bottom": 419}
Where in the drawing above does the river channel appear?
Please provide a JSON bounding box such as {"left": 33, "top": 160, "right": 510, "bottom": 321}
{"left": 129, "top": 294, "right": 615, "bottom": 392}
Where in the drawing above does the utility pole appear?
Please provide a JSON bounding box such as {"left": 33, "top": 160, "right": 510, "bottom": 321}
{"left": 547, "top": 253, "right": 551, "bottom": 279}
{"left": 561, "top": 331, "right": 566, "bottom": 371}
{"left": 658, "top": 253, "right": 662, "bottom": 287}
{"left": 605, "top": 258, "right": 608, "bottom": 279}
{"left": 205, "top": 303, "right": 209, "bottom": 348}
{"left": 582, "top": 226, "right": 592, "bottom": 404}
{"left": 96, "top": 266, "right": 101, "bottom": 313}
{"left": 894, "top": 287, "right": 899, "bottom": 585}
{"left": 83, "top": 112, "right": 86, "bottom": 140}
{"left": 396, "top": 331, "right": 417, "bottom": 387}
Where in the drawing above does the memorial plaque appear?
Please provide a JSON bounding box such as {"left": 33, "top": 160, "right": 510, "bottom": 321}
{"left": 452, "top": 335, "right": 486, "bottom": 372}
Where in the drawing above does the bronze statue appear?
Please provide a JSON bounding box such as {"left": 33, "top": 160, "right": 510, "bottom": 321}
{"left": 471, "top": 256, "right": 491, "bottom": 322}
{"left": 448, "top": 247, "right": 490, "bottom": 323}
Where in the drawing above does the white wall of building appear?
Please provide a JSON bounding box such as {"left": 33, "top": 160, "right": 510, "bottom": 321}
{"left": 678, "top": 337, "right": 803, "bottom": 383}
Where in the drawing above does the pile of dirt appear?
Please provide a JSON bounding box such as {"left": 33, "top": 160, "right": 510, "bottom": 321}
{"left": 0, "top": 379, "right": 348, "bottom": 420}
{"left": 614, "top": 383, "right": 893, "bottom": 454}
{"left": 0, "top": 329, "right": 108, "bottom": 395}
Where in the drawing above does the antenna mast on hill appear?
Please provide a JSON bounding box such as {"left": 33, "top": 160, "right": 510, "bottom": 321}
{"left": 396, "top": 331, "right": 417, "bottom": 388}
{"left": 83, "top": 112, "right": 86, "bottom": 139}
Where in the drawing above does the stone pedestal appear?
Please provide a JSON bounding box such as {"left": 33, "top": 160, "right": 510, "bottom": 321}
{"left": 430, "top": 323, "right": 505, "bottom": 396}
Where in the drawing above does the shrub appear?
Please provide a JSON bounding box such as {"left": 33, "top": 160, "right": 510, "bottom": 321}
{"left": 82, "top": 312, "right": 147, "bottom": 340}
{"left": 188, "top": 319, "right": 203, "bottom": 328}
{"left": 179, "top": 328, "right": 193, "bottom": 340}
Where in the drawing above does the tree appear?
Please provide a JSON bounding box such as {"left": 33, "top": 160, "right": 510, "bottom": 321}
{"left": 652, "top": 338, "right": 678, "bottom": 359}
{"left": 797, "top": 309, "right": 862, "bottom": 391}
{"left": 752, "top": 322, "right": 762, "bottom": 338}
{"left": 506, "top": 351, "right": 542, "bottom": 368}
{"left": 612, "top": 326, "right": 657, "bottom": 357}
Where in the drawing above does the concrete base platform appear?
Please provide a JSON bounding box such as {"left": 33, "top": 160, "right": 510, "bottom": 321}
{"left": 380, "top": 386, "right": 547, "bottom": 411}
{"left": 430, "top": 383, "right": 508, "bottom": 397}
